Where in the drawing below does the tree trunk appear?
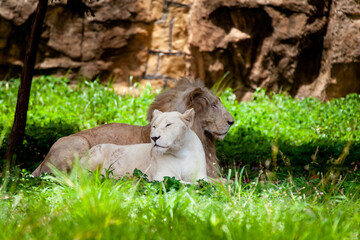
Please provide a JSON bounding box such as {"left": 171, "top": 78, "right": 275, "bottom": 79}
{"left": 4, "top": 0, "right": 48, "bottom": 164}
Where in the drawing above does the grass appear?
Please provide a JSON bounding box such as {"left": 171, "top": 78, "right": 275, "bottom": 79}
{"left": 0, "top": 76, "right": 156, "bottom": 169}
{"left": 1, "top": 75, "right": 360, "bottom": 239}
{"left": 0, "top": 167, "right": 360, "bottom": 239}
{"left": 218, "top": 88, "right": 360, "bottom": 171}
{"left": 1, "top": 76, "right": 360, "bottom": 171}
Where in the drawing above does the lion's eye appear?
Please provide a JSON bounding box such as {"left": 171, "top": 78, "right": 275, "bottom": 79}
{"left": 212, "top": 104, "right": 217, "bottom": 109}
{"left": 165, "top": 123, "right": 172, "bottom": 127}
{"left": 152, "top": 125, "right": 156, "bottom": 128}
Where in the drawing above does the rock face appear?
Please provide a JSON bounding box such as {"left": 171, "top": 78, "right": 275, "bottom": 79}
{"left": 0, "top": 0, "right": 190, "bottom": 85}
{"left": 189, "top": 0, "right": 360, "bottom": 100}
{"left": 0, "top": 0, "right": 359, "bottom": 100}
{"left": 189, "top": 0, "right": 327, "bottom": 99}
{"left": 296, "top": 0, "right": 360, "bottom": 100}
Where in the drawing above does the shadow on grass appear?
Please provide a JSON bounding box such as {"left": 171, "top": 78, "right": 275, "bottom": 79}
{"left": 1, "top": 123, "right": 360, "bottom": 175}
{"left": 217, "top": 126, "right": 360, "bottom": 172}
{"left": 0, "top": 122, "right": 78, "bottom": 171}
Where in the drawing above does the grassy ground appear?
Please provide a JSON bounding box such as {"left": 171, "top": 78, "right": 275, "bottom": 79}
{"left": 1, "top": 76, "right": 360, "bottom": 171}
{"left": 1, "top": 167, "right": 360, "bottom": 240}
{"left": 1, "top": 76, "right": 360, "bottom": 239}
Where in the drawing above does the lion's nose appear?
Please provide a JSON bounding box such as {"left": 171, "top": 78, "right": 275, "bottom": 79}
{"left": 228, "top": 120, "right": 234, "bottom": 126}
{"left": 227, "top": 113, "right": 235, "bottom": 127}
{"left": 151, "top": 136, "right": 160, "bottom": 142}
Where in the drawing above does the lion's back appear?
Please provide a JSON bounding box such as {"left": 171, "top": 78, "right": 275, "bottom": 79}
{"left": 73, "top": 123, "right": 149, "bottom": 147}
{"left": 82, "top": 143, "right": 153, "bottom": 177}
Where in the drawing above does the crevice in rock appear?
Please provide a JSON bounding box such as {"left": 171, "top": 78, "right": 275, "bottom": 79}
{"left": 208, "top": 6, "right": 273, "bottom": 89}
{"left": 154, "top": 54, "right": 160, "bottom": 75}
{"left": 148, "top": 50, "right": 187, "bottom": 56}
{"left": 291, "top": 34, "right": 324, "bottom": 95}
{"left": 80, "top": 17, "right": 85, "bottom": 61}
{"left": 327, "top": 62, "right": 360, "bottom": 99}
{"left": 168, "top": 17, "right": 174, "bottom": 52}
{"left": 209, "top": 7, "right": 232, "bottom": 33}
{"left": 167, "top": 1, "right": 191, "bottom": 9}
{"left": 290, "top": 0, "right": 332, "bottom": 96}
{"left": 344, "top": 12, "right": 360, "bottom": 20}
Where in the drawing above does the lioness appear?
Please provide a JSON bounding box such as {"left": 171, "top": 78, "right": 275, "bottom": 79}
{"left": 80, "top": 109, "right": 207, "bottom": 182}
{"left": 32, "top": 77, "right": 234, "bottom": 178}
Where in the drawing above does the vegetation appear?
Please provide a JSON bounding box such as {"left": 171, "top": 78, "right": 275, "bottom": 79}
{"left": 5, "top": 0, "right": 97, "bottom": 163}
{"left": 1, "top": 76, "right": 360, "bottom": 239}
{"left": 1, "top": 76, "right": 360, "bottom": 172}
{"left": 0, "top": 166, "right": 359, "bottom": 239}
{"left": 0, "top": 76, "right": 154, "bottom": 169}
{"left": 218, "top": 89, "right": 360, "bottom": 173}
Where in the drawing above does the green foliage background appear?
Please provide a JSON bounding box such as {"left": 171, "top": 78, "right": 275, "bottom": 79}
{"left": 0, "top": 76, "right": 154, "bottom": 169}
{"left": 218, "top": 89, "right": 360, "bottom": 170}
{"left": 1, "top": 76, "right": 360, "bottom": 239}
{"left": 1, "top": 76, "right": 360, "bottom": 172}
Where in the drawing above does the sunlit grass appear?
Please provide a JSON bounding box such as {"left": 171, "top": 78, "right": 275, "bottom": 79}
{"left": 0, "top": 166, "right": 360, "bottom": 240}
{"left": 1, "top": 76, "right": 360, "bottom": 171}
{"left": 1, "top": 75, "right": 360, "bottom": 239}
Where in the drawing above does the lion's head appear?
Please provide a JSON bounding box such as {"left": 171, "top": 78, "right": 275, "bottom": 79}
{"left": 147, "top": 77, "right": 234, "bottom": 177}
{"left": 147, "top": 77, "right": 234, "bottom": 141}
{"left": 150, "top": 109, "right": 195, "bottom": 154}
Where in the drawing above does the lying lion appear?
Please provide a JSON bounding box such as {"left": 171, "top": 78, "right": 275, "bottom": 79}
{"left": 80, "top": 109, "right": 207, "bottom": 182}
{"left": 32, "top": 77, "right": 234, "bottom": 178}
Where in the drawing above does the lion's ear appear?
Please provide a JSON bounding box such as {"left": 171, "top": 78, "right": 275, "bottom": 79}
{"left": 152, "top": 109, "right": 162, "bottom": 120}
{"left": 189, "top": 88, "right": 203, "bottom": 102}
{"left": 188, "top": 88, "right": 206, "bottom": 111}
{"left": 182, "top": 108, "right": 195, "bottom": 128}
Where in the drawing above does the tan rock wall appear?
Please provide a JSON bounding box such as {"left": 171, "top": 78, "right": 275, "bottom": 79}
{"left": 0, "top": 0, "right": 360, "bottom": 100}
{"left": 143, "top": 0, "right": 192, "bottom": 85}
{"left": 189, "top": 0, "right": 331, "bottom": 100}
{"left": 0, "top": 0, "right": 192, "bottom": 87}
{"left": 297, "top": 0, "right": 360, "bottom": 100}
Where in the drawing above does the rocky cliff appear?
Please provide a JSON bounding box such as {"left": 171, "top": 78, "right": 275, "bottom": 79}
{"left": 0, "top": 0, "right": 359, "bottom": 100}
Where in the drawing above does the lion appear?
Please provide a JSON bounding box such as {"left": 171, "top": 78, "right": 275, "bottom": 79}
{"left": 80, "top": 109, "right": 207, "bottom": 182}
{"left": 32, "top": 77, "right": 234, "bottom": 178}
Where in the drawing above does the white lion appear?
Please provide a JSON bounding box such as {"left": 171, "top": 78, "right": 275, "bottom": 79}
{"left": 80, "top": 109, "right": 208, "bottom": 182}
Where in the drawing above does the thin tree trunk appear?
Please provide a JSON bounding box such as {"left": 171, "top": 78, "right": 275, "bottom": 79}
{"left": 4, "top": 0, "right": 48, "bottom": 164}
